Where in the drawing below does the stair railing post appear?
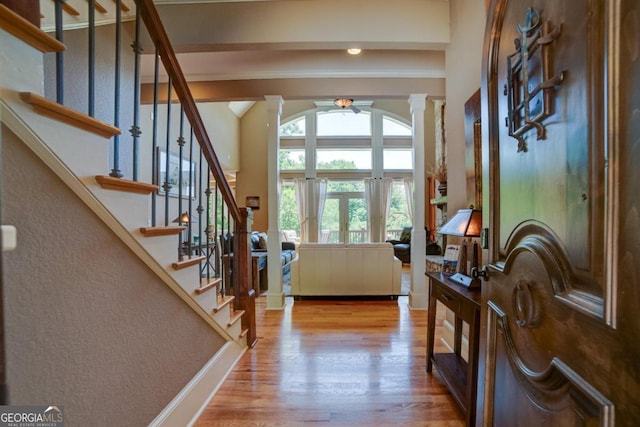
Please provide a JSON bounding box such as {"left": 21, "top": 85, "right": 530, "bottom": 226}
{"left": 162, "top": 76, "right": 172, "bottom": 227}
{"left": 129, "top": 7, "right": 142, "bottom": 181}
{"left": 87, "top": 0, "right": 95, "bottom": 117}
{"left": 109, "top": 0, "right": 123, "bottom": 178}
{"left": 53, "top": 0, "right": 64, "bottom": 104}
{"left": 233, "top": 208, "right": 256, "bottom": 347}
{"left": 176, "top": 107, "right": 186, "bottom": 260}
{"left": 150, "top": 49, "right": 160, "bottom": 227}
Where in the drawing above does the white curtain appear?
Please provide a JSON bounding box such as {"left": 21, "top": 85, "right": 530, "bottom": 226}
{"left": 403, "top": 178, "right": 414, "bottom": 223}
{"left": 380, "top": 178, "right": 394, "bottom": 242}
{"left": 313, "top": 179, "right": 328, "bottom": 242}
{"left": 365, "top": 178, "right": 394, "bottom": 242}
{"left": 294, "top": 178, "right": 308, "bottom": 242}
{"left": 364, "top": 178, "right": 376, "bottom": 242}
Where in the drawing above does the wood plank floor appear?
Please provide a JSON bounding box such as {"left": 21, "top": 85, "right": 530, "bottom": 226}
{"left": 195, "top": 296, "right": 465, "bottom": 426}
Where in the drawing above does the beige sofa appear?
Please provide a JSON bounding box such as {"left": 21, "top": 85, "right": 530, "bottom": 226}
{"left": 290, "top": 243, "right": 402, "bottom": 296}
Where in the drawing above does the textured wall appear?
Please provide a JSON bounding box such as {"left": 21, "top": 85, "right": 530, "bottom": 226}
{"left": 1, "top": 128, "right": 226, "bottom": 426}
{"left": 43, "top": 23, "right": 137, "bottom": 180}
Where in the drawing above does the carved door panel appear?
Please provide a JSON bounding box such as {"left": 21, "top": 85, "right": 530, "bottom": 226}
{"left": 479, "top": 0, "right": 640, "bottom": 425}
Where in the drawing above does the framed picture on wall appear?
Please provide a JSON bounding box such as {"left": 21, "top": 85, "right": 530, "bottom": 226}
{"left": 157, "top": 147, "right": 196, "bottom": 199}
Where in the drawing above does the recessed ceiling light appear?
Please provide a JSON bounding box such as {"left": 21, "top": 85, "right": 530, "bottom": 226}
{"left": 347, "top": 48, "right": 362, "bottom": 55}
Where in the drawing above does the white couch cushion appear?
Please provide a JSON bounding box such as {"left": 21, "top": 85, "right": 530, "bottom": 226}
{"left": 290, "top": 243, "right": 401, "bottom": 296}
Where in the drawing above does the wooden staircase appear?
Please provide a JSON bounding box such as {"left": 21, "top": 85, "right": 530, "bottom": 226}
{"left": 0, "top": 3, "right": 250, "bottom": 347}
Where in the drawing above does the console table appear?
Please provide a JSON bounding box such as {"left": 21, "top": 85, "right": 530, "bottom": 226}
{"left": 425, "top": 272, "right": 481, "bottom": 427}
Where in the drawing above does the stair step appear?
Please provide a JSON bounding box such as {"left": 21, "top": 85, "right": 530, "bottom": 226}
{"left": 139, "top": 226, "right": 185, "bottom": 237}
{"left": 195, "top": 278, "right": 222, "bottom": 295}
{"left": 0, "top": 4, "right": 65, "bottom": 52}
{"left": 95, "top": 176, "right": 158, "bottom": 194}
{"left": 20, "top": 92, "right": 120, "bottom": 138}
{"left": 115, "top": 0, "right": 131, "bottom": 12}
{"left": 61, "top": 2, "right": 80, "bottom": 16}
{"left": 172, "top": 255, "right": 206, "bottom": 270}
{"left": 93, "top": 1, "right": 108, "bottom": 14}
{"left": 213, "top": 295, "right": 235, "bottom": 313}
{"left": 227, "top": 310, "right": 245, "bottom": 328}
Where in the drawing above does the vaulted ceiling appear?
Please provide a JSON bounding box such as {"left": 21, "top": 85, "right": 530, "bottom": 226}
{"left": 141, "top": 0, "right": 450, "bottom": 102}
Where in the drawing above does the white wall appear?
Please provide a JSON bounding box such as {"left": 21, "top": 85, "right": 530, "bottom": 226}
{"left": 445, "top": 0, "right": 487, "bottom": 214}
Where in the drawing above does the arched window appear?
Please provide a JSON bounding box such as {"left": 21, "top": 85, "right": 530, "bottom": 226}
{"left": 279, "top": 107, "right": 413, "bottom": 242}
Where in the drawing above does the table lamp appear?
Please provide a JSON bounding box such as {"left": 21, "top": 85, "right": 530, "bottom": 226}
{"left": 437, "top": 208, "right": 482, "bottom": 288}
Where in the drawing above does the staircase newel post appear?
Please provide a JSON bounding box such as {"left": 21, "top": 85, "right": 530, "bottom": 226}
{"left": 233, "top": 208, "right": 257, "bottom": 347}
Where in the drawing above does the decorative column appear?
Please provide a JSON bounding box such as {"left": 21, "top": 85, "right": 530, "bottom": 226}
{"left": 409, "top": 94, "right": 428, "bottom": 309}
{"left": 265, "top": 95, "right": 285, "bottom": 310}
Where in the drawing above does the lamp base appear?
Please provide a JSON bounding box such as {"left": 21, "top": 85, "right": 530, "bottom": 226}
{"left": 449, "top": 273, "right": 480, "bottom": 289}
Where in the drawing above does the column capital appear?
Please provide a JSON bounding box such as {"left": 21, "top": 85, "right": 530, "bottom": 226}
{"left": 264, "top": 95, "right": 284, "bottom": 115}
{"left": 408, "top": 94, "right": 428, "bottom": 114}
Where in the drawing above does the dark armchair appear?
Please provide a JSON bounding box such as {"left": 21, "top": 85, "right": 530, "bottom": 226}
{"left": 386, "top": 226, "right": 412, "bottom": 264}
{"left": 386, "top": 226, "right": 442, "bottom": 264}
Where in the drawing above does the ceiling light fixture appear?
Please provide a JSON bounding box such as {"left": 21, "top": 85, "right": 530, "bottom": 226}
{"left": 334, "top": 98, "right": 354, "bottom": 109}
{"left": 347, "top": 48, "right": 362, "bottom": 55}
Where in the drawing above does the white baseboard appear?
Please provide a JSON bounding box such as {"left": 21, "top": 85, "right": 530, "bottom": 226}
{"left": 149, "top": 342, "right": 246, "bottom": 427}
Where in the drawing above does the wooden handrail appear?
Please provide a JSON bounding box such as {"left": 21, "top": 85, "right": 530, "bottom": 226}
{"left": 134, "top": 0, "right": 254, "bottom": 343}
{"left": 135, "top": 0, "right": 242, "bottom": 225}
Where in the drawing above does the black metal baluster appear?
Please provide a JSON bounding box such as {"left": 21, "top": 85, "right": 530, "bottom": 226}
{"left": 54, "top": 0, "right": 64, "bottom": 104}
{"left": 188, "top": 127, "right": 194, "bottom": 258}
{"left": 177, "top": 107, "right": 186, "bottom": 260}
{"left": 129, "top": 7, "right": 142, "bottom": 181}
{"left": 162, "top": 76, "right": 172, "bottom": 226}
{"left": 109, "top": 0, "right": 123, "bottom": 178}
{"left": 204, "top": 167, "right": 212, "bottom": 281}
{"left": 197, "top": 143, "right": 204, "bottom": 279}
{"left": 88, "top": 0, "right": 95, "bottom": 116}
{"left": 214, "top": 181, "right": 220, "bottom": 279}
{"left": 220, "top": 191, "right": 226, "bottom": 295}
{"left": 150, "top": 49, "right": 160, "bottom": 227}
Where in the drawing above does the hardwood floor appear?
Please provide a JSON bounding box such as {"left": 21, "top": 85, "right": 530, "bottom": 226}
{"left": 195, "top": 296, "right": 465, "bottom": 426}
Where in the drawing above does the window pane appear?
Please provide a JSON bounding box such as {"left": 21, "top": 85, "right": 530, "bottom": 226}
{"left": 386, "top": 181, "right": 412, "bottom": 240}
{"left": 281, "top": 116, "right": 305, "bottom": 136}
{"left": 317, "top": 110, "right": 371, "bottom": 136}
{"left": 321, "top": 198, "right": 340, "bottom": 243}
{"left": 280, "top": 149, "right": 305, "bottom": 170}
{"left": 383, "top": 149, "right": 413, "bottom": 169}
{"left": 348, "top": 197, "right": 368, "bottom": 243}
{"left": 327, "top": 180, "right": 365, "bottom": 192}
{"left": 279, "top": 184, "right": 301, "bottom": 234}
{"left": 383, "top": 116, "right": 412, "bottom": 136}
{"left": 317, "top": 149, "right": 372, "bottom": 170}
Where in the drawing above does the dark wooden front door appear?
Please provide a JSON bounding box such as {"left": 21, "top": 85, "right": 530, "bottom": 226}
{"left": 478, "top": 0, "right": 640, "bottom": 425}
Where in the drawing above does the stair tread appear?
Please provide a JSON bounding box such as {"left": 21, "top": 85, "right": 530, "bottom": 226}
{"left": 213, "top": 295, "right": 235, "bottom": 313}
{"left": 195, "top": 278, "right": 222, "bottom": 295}
{"left": 172, "top": 255, "right": 206, "bottom": 270}
{"left": 140, "top": 226, "right": 185, "bottom": 236}
{"left": 227, "top": 310, "right": 245, "bottom": 327}
{"left": 0, "top": 4, "right": 65, "bottom": 52}
{"left": 96, "top": 176, "right": 158, "bottom": 194}
{"left": 20, "top": 92, "right": 120, "bottom": 138}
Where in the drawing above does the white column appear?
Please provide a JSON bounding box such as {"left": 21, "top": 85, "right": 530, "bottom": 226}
{"left": 305, "top": 111, "right": 318, "bottom": 242}
{"left": 265, "top": 95, "right": 285, "bottom": 310}
{"left": 371, "top": 111, "right": 384, "bottom": 242}
{"left": 408, "top": 94, "right": 428, "bottom": 310}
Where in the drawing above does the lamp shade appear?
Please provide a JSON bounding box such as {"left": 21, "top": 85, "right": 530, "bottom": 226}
{"left": 437, "top": 209, "right": 482, "bottom": 237}
{"left": 172, "top": 212, "right": 199, "bottom": 224}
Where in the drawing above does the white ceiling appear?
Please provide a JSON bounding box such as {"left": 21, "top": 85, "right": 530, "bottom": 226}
{"left": 142, "top": 0, "right": 450, "bottom": 101}
{"left": 40, "top": 0, "right": 451, "bottom": 103}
